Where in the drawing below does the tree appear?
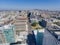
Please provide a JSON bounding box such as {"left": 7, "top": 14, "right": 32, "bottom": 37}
{"left": 31, "top": 22, "right": 38, "bottom": 27}
{"left": 39, "top": 20, "right": 47, "bottom": 28}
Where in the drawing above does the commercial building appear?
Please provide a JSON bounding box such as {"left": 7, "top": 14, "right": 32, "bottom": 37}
{"left": 0, "top": 24, "right": 15, "bottom": 44}
{"left": 3, "top": 24, "right": 15, "bottom": 43}
{"left": 33, "top": 28, "right": 45, "bottom": 45}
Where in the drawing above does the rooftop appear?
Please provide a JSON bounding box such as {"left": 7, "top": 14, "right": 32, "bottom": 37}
{"left": 46, "top": 26, "right": 60, "bottom": 41}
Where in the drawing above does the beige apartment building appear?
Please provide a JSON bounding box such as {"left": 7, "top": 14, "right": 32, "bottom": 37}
{"left": 14, "top": 13, "right": 28, "bottom": 43}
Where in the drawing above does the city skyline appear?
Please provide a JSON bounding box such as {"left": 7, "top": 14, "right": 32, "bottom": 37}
{"left": 0, "top": 0, "right": 60, "bottom": 10}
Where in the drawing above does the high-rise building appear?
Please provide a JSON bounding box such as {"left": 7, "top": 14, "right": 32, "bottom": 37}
{"left": 0, "top": 24, "right": 15, "bottom": 44}
{"left": 3, "top": 24, "right": 15, "bottom": 43}
{"left": 14, "top": 13, "right": 28, "bottom": 44}
{"left": 34, "top": 29, "right": 44, "bottom": 45}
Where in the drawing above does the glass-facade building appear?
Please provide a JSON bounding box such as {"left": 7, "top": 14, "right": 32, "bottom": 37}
{"left": 3, "top": 24, "right": 15, "bottom": 43}
{"left": 34, "top": 29, "right": 44, "bottom": 45}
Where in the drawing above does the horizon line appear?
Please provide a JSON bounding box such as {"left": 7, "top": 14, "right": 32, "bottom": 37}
{"left": 0, "top": 8, "right": 60, "bottom": 11}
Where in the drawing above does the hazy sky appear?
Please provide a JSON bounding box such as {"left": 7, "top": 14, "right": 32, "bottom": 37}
{"left": 0, "top": 0, "right": 60, "bottom": 10}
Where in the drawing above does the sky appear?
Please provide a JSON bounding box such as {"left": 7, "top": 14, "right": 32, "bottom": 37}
{"left": 0, "top": 0, "right": 60, "bottom": 10}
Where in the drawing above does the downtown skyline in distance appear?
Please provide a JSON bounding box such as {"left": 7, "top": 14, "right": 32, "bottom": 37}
{"left": 0, "top": 0, "right": 60, "bottom": 10}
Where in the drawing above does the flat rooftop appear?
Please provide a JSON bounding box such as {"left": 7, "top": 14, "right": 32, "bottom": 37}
{"left": 46, "top": 26, "right": 60, "bottom": 41}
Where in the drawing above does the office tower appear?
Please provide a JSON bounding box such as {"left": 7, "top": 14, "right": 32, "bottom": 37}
{"left": 33, "top": 29, "right": 44, "bottom": 45}
{"left": 3, "top": 24, "right": 15, "bottom": 43}
{"left": 0, "top": 24, "right": 15, "bottom": 44}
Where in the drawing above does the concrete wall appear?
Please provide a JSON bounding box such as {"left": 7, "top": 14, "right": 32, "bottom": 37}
{"left": 43, "top": 29, "right": 58, "bottom": 45}
{"left": 57, "top": 41, "right": 60, "bottom": 45}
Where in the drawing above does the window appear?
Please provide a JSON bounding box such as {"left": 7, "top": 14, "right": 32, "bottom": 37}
{"left": 0, "top": 39, "right": 2, "bottom": 43}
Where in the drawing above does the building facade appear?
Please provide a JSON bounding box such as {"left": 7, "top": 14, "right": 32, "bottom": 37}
{"left": 43, "top": 28, "right": 60, "bottom": 45}
{"left": 13, "top": 13, "right": 28, "bottom": 44}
